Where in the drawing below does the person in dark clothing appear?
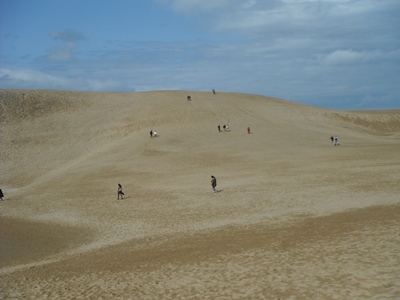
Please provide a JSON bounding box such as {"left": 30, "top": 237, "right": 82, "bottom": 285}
{"left": 117, "top": 183, "right": 124, "bottom": 200}
{"left": 211, "top": 176, "right": 217, "bottom": 192}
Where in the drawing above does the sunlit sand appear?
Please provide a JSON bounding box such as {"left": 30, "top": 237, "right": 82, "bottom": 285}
{"left": 1, "top": 90, "right": 399, "bottom": 299}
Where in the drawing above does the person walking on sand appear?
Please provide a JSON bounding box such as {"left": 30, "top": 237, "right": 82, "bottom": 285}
{"left": 211, "top": 175, "right": 218, "bottom": 192}
{"left": 117, "top": 183, "right": 124, "bottom": 200}
{"left": 330, "top": 135, "right": 334, "bottom": 146}
{"left": 247, "top": 127, "right": 251, "bottom": 134}
{"left": 0, "top": 189, "right": 4, "bottom": 201}
{"left": 218, "top": 125, "right": 221, "bottom": 132}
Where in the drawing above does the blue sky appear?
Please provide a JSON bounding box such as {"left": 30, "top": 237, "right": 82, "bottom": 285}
{"left": 1, "top": 0, "right": 399, "bottom": 109}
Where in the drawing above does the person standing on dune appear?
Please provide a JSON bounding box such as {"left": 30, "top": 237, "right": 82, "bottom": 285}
{"left": 211, "top": 176, "right": 218, "bottom": 193}
{"left": 117, "top": 183, "right": 124, "bottom": 200}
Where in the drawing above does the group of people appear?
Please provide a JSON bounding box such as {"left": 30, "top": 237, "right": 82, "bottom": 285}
{"left": 118, "top": 176, "right": 218, "bottom": 199}
{"left": 149, "top": 130, "right": 158, "bottom": 138}
{"left": 187, "top": 89, "right": 216, "bottom": 101}
{"left": 218, "top": 125, "right": 252, "bottom": 134}
{"left": 330, "top": 135, "right": 339, "bottom": 146}
{"left": 117, "top": 132, "right": 342, "bottom": 199}
{"left": 218, "top": 124, "right": 230, "bottom": 132}
{"left": 120, "top": 94, "right": 342, "bottom": 198}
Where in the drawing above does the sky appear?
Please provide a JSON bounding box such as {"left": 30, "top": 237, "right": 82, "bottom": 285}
{"left": 1, "top": 0, "right": 399, "bottom": 110}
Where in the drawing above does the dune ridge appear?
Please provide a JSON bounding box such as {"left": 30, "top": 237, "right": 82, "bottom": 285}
{"left": 0, "top": 90, "right": 399, "bottom": 299}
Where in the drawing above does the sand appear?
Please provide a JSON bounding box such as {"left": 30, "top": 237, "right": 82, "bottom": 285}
{"left": 0, "top": 90, "right": 399, "bottom": 299}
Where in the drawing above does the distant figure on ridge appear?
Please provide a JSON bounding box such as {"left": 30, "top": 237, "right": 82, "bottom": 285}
{"left": 212, "top": 89, "right": 216, "bottom": 94}
{"left": 211, "top": 175, "right": 218, "bottom": 193}
{"left": 117, "top": 183, "right": 124, "bottom": 200}
{"left": 187, "top": 95, "right": 192, "bottom": 101}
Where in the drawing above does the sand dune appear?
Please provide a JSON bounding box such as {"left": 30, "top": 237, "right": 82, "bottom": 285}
{"left": 0, "top": 90, "right": 399, "bottom": 299}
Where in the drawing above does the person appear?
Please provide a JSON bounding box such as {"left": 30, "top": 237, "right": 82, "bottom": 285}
{"left": 218, "top": 125, "right": 221, "bottom": 132}
{"left": 212, "top": 89, "right": 216, "bottom": 94}
{"left": 0, "top": 189, "right": 3, "bottom": 201}
{"left": 150, "top": 130, "right": 153, "bottom": 138}
{"left": 334, "top": 135, "right": 339, "bottom": 145}
{"left": 330, "top": 135, "right": 334, "bottom": 146}
{"left": 187, "top": 95, "right": 192, "bottom": 101}
{"left": 211, "top": 175, "right": 218, "bottom": 192}
{"left": 117, "top": 183, "right": 124, "bottom": 200}
{"left": 247, "top": 127, "right": 251, "bottom": 134}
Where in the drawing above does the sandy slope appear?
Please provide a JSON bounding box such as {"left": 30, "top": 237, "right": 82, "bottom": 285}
{"left": 0, "top": 90, "right": 399, "bottom": 299}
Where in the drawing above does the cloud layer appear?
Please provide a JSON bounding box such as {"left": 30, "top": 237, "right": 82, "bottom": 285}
{"left": 1, "top": 0, "right": 399, "bottom": 109}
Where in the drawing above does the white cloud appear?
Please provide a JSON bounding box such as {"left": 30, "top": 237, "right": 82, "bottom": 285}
{"left": 188, "top": 0, "right": 390, "bottom": 35}
{"left": 0, "top": 68, "right": 123, "bottom": 92}
{"left": 158, "top": 0, "right": 257, "bottom": 14}
{"left": 324, "top": 49, "right": 382, "bottom": 65}
{"left": 0, "top": 68, "right": 70, "bottom": 87}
